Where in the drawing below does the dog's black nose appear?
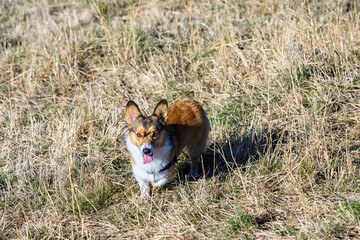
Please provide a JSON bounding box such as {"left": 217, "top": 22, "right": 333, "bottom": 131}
{"left": 143, "top": 148, "right": 151, "bottom": 155}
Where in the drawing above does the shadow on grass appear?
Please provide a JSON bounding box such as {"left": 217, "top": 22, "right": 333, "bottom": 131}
{"left": 173, "top": 127, "right": 289, "bottom": 183}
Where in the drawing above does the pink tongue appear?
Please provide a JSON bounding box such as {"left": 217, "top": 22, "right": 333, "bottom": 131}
{"left": 143, "top": 154, "right": 153, "bottom": 164}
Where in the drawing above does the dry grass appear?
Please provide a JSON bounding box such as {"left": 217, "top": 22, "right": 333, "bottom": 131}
{"left": 1, "top": 0, "right": 360, "bottom": 239}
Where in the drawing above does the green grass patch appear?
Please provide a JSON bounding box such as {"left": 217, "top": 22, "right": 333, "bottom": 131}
{"left": 212, "top": 101, "right": 251, "bottom": 137}
{"left": 74, "top": 182, "right": 127, "bottom": 214}
{"left": 340, "top": 201, "right": 360, "bottom": 220}
{"left": 135, "top": 28, "right": 164, "bottom": 55}
{"left": 226, "top": 209, "right": 257, "bottom": 233}
{"left": 273, "top": 224, "right": 306, "bottom": 238}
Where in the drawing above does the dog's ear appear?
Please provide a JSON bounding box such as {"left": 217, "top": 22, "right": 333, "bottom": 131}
{"left": 153, "top": 99, "right": 168, "bottom": 125}
{"left": 126, "top": 101, "right": 143, "bottom": 126}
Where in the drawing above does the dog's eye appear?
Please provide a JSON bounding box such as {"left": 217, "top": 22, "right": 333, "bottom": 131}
{"left": 153, "top": 132, "right": 159, "bottom": 137}
{"left": 136, "top": 133, "right": 142, "bottom": 138}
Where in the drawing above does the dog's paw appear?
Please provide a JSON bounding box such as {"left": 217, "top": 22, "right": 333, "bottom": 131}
{"left": 139, "top": 193, "right": 151, "bottom": 202}
{"left": 152, "top": 178, "right": 169, "bottom": 188}
{"left": 140, "top": 185, "right": 151, "bottom": 201}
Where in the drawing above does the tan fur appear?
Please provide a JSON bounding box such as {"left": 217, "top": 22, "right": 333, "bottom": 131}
{"left": 167, "top": 101, "right": 208, "bottom": 148}
{"left": 130, "top": 158, "right": 135, "bottom": 167}
{"left": 167, "top": 100, "right": 210, "bottom": 173}
{"left": 128, "top": 125, "right": 167, "bottom": 149}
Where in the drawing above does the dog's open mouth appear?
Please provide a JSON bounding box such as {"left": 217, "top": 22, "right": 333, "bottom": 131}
{"left": 143, "top": 153, "right": 153, "bottom": 164}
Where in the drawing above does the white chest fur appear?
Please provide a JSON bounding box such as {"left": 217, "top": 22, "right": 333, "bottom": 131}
{"left": 125, "top": 134, "right": 173, "bottom": 184}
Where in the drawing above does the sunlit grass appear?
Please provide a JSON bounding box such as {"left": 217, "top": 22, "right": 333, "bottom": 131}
{"left": 0, "top": 0, "right": 359, "bottom": 238}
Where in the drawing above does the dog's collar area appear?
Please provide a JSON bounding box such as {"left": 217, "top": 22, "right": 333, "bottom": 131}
{"left": 159, "top": 155, "right": 178, "bottom": 172}
{"left": 145, "top": 155, "right": 178, "bottom": 175}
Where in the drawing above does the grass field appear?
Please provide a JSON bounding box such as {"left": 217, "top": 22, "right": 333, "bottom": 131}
{"left": 1, "top": 0, "right": 360, "bottom": 239}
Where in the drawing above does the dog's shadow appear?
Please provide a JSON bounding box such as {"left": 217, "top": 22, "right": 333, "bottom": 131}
{"left": 171, "top": 127, "right": 288, "bottom": 184}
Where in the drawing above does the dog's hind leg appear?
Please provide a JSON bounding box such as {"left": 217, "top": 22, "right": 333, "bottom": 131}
{"left": 187, "top": 125, "right": 209, "bottom": 178}
{"left": 187, "top": 145, "right": 205, "bottom": 178}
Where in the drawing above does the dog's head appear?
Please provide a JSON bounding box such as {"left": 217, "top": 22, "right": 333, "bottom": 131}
{"left": 126, "top": 100, "right": 168, "bottom": 164}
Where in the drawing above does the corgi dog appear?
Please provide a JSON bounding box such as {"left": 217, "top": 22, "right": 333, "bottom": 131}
{"left": 125, "top": 99, "right": 210, "bottom": 200}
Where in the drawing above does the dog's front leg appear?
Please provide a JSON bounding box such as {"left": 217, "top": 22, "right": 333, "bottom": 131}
{"left": 152, "top": 178, "right": 169, "bottom": 189}
{"left": 139, "top": 181, "right": 150, "bottom": 200}
{"left": 133, "top": 169, "right": 151, "bottom": 200}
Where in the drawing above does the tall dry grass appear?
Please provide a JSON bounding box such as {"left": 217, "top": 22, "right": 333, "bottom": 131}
{"left": 1, "top": 0, "right": 359, "bottom": 239}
